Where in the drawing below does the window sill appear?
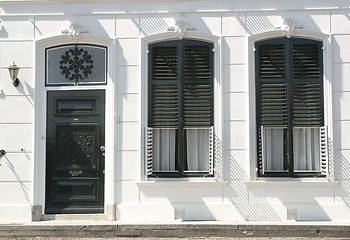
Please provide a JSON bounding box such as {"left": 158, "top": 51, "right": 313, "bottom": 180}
{"left": 245, "top": 179, "right": 338, "bottom": 188}
{"left": 137, "top": 178, "right": 227, "bottom": 187}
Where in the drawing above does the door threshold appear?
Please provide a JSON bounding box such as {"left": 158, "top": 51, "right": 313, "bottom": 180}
{"left": 42, "top": 213, "right": 107, "bottom": 221}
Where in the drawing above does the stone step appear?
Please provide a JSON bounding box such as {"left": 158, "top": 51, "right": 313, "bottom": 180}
{"left": 0, "top": 222, "right": 350, "bottom": 238}
{"left": 42, "top": 214, "right": 107, "bottom": 221}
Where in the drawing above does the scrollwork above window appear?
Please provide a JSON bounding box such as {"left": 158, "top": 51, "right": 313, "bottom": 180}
{"left": 275, "top": 19, "right": 302, "bottom": 38}
{"left": 62, "top": 24, "right": 89, "bottom": 41}
{"left": 168, "top": 20, "right": 195, "bottom": 39}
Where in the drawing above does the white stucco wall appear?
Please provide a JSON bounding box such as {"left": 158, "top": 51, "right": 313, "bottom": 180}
{"left": 0, "top": 0, "right": 349, "bottom": 222}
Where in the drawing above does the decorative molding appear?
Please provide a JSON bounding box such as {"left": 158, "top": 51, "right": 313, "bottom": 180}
{"left": 61, "top": 24, "right": 89, "bottom": 41}
{"left": 275, "top": 19, "right": 302, "bottom": 38}
{"left": 168, "top": 20, "right": 195, "bottom": 39}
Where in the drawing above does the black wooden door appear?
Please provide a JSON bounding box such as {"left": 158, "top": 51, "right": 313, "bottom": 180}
{"left": 45, "top": 90, "right": 105, "bottom": 214}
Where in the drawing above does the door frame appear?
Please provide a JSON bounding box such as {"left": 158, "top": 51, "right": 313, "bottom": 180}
{"left": 33, "top": 35, "right": 116, "bottom": 219}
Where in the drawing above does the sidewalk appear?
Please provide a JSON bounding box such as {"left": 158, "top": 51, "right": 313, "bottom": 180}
{"left": 1, "top": 220, "right": 350, "bottom": 239}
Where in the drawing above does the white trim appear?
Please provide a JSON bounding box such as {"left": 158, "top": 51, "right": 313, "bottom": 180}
{"left": 246, "top": 180, "right": 338, "bottom": 188}
{"left": 137, "top": 180, "right": 227, "bottom": 187}
{"left": 248, "top": 30, "right": 333, "bottom": 181}
{"left": 33, "top": 34, "right": 114, "bottom": 217}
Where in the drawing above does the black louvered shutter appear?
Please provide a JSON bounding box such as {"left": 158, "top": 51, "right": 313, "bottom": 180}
{"left": 183, "top": 44, "right": 213, "bottom": 127}
{"left": 292, "top": 42, "right": 323, "bottom": 127}
{"left": 256, "top": 38, "right": 324, "bottom": 177}
{"left": 256, "top": 43, "right": 287, "bottom": 175}
{"left": 256, "top": 44, "right": 287, "bottom": 128}
{"left": 148, "top": 40, "right": 214, "bottom": 177}
{"left": 149, "top": 44, "right": 179, "bottom": 128}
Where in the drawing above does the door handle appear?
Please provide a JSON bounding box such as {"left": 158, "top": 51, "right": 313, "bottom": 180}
{"left": 69, "top": 170, "right": 82, "bottom": 176}
{"left": 100, "top": 146, "right": 105, "bottom": 152}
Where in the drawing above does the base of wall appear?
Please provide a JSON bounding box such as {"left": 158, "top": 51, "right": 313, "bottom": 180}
{"left": 116, "top": 203, "right": 243, "bottom": 221}
{"left": 0, "top": 205, "right": 32, "bottom": 222}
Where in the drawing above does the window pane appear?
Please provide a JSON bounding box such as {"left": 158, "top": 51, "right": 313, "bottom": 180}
{"left": 153, "top": 129, "right": 176, "bottom": 172}
{"left": 263, "top": 128, "right": 287, "bottom": 172}
{"left": 293, "top": 128, "right": 320, "bottom": 172}
{"left": 185, "top": 129, "right": 209, "bottom": 172}
{"left": 46, "top": 45, "right": 107, "bottom": 85}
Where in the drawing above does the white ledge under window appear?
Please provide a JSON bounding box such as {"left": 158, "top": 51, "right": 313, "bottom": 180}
{"left": 245, "top": 179, "right": 338, "bottom": 188}
{"left": 137, "top": 178, "right": 227, "bottom": 187}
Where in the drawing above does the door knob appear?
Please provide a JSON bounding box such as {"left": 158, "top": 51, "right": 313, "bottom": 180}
{"left": 100, "top": 146, "right": 105, "bottom": 152}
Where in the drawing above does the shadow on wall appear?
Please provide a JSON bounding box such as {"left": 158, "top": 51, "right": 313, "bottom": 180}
{"left": 4, "top": 155, "right": 30, "bottom": 204}
{"left": 227, "top": 135, "right": 333, "bottom": 221}
{"left": 139, "top": 182, "right": 217, "bottom": 221}
{"left": 218, "top": 136, "right": 281, "bottom": 221}
{"left": 138, "top": 133, "right": 223, "bottom": 221}
{"left": 128, "top": 12, "right": 170, "bottom": 37}
{"left": 335, "top": 140, "right": 350, "bottom": 213}
{"left": 244, "top": 15, "right": 276, "bottom": 36}
{"left": 132, "top": 11, "right": 214, "bottom": 38}
{"left": 139, "top": 15, "right": 170, "bottom": 36}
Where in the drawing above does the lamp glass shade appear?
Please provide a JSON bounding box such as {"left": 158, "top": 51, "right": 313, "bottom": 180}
{"left": 8, "top": 63, "right": 20, "bottom": 80}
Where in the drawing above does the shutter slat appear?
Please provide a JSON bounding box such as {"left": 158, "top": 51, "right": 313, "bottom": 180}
{"left": 152, "top": 47, "right": 178, "bottom": 81}
{"left": 293, "top": 45, "right": 321, "bottom": 78}
{"left": 293, "top": 82, "right": 323, "bottom": 126}
{"left": 259, "top": 45, "right": 285, "bottom": 78}
{"left": 146, "top": 127, "right": 153, "bottom": 176}
{"left": 209, "top": 126, "right": 214, "bottom": 175}
{"left": 320, "top": 126, "right": 328, "bottom": 176}
{"left": 259, "top": 83, "right": 288, "bottom": 127}
{"left": 152, "top": 85, "right": 178, "bottom": 127}
{"left": 184, "top": 84, "right": 212, "bottom": 127}
{"left": 258, "top": 126, "right": 264, "bottom": 175}
{"left": 185, "top": 46, "right": 212, "bottom": 80}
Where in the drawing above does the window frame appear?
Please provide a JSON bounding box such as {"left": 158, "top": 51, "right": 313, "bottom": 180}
{"left": 147, "top": 39, "right": 215, "bottom": 178}
{"left": 255, "top": 37, "right": 326, "bottom": 178}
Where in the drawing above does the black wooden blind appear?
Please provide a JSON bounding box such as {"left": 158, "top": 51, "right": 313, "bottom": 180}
{"left": 149, "top": 40, "right": 213, "bottom": 128}
{"left": 256, "top": 38, "right": 323, "bottom": 128}
{"left": 257, "top": 44, "right": 287, "bottom": 127}
{"left": 259, "top": 44, "right": 285, "bottom": 79}
{"left": 292, "top": 44, "right": 323, "bottom": 127}
{"left": 148, "top": 39, "right": 214, "bottom": 178}
{"left": 183, "top": 45, "right": 213, "bottom": 127}
{"left": 150, "top": 45, "right": 178, "bottom": 128}
{"left": 255, "top": 37, "right": 324, "bottom": 177}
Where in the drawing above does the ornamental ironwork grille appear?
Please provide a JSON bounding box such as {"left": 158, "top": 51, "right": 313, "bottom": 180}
{"left": 46, "top": 44, "right": 107, "bottom": 86}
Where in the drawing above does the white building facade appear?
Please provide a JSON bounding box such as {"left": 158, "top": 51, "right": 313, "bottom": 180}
{"left": 0, "top": 0, "right": 349, "bottom": 222}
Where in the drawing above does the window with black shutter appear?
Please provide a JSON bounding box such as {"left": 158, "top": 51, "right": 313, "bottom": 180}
{"left": 255, "top": 37, "right": 327, "bottom": 177}
{"left": 147, "top": 39, "right": 214, "bottom": 178}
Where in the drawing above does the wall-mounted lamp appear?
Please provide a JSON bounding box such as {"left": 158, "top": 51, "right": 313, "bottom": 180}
{"left": 8, "top": 62, "right": 20, "bottom": 87}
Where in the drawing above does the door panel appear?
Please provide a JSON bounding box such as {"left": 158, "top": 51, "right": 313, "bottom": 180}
{"left": 46, "top": 90, "right": 105, "bottom": 214}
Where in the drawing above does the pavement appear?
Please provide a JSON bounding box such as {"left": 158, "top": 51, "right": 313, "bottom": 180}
{"left": 0, "top": 237, "right": 350, "bottom": 240}
{"left": 1, "top": 220, "right": 350, "bottom": 239}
